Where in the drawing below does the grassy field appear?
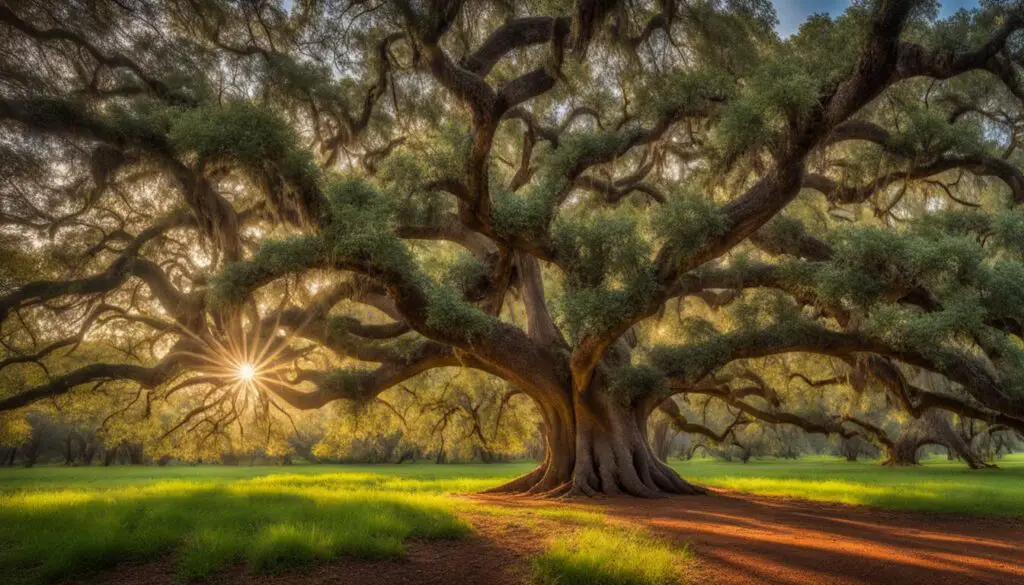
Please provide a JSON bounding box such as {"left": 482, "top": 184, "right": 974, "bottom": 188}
{"left": 671, "top": 454, "right": 1024, "bottom": 517}
{"left": 1, "top": 456, "right": 1022, "bottom": 584}
{"left": 0, "top": 462, "right": 686, "bottom": 585}
{"left": 0, "top": 465, "right": 479, "bottom": 583}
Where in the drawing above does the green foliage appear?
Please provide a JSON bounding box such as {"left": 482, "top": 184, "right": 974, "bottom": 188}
{"left": 494, "top": 130, "right": 640, "bottom": 238}
{"left": 649, "top": 334, "right": 731, "bottom": 382}
{"left": 673, "top": 0, "right": 777, "bottom": 75}
{"left": 106, "top": 101, "right": 180, "bottom": 147}
{"left": 888, "top": 104, "right": 989, "bottom": 158}
{"left": 748, "top": 56, "right": 822, "bottom": 119}
{"left": 640, "top": 69, "right": 733, "bottom": 120}
{"left": 555, "top": 211, "right": 651, "bottom": 288}
{"left": 863, "top": 297, "right": 987, "bottom": 363}
{"left": 730, "top": 289, "right": 805, "bottom": 331}
{"left": 559, "top": 276, "right": 657, "bottom": 341}
{"left": 264, "top": 53, "right": 351, "bottom": 113}
{"left": 424, "top": 122, "right": 474, "bottom": 179}
{"left": 320, "top": 369, "right": 375, "bottom": 400}
{"left": 714, "top": 51, "right": 824, "bottom": 162}
{"left": 492, "top": 189, "right": 554, "bottom": 239}
{"left": 0, "top": 413, "right": 30, "bottom": 447}
{"left": 169, "top": 102, "right": 318, "bottom": 188}
{"left": 649, "top": 317, "right": 822, "bottom": 382}
{"left": 716, "top": 98, "right": 772, "bottom": 163}
{"left": 982, "top": 260, "right": 1024, "bottom": 320}
{"left": 211, "top": 236, "right": 326, "bottom": 305}
{"left": 607, "top": 365, "right": 666, "bottom": 405}
{"left": 813, "top": 226, "right": 983, "bottom": 310}
{"left": 760, "top": 214, "right": 813, "bottom": 252}
{"left": 378, "top": 153, "right": 451, "bottom": 225}
{"left": 443, "top": 252, "right": 489, "bottom": 295}
{"left": 424, "top": 285, "right": 495, "bottom": 339}
{"left": 788, "top": 12, "right": 863, "bottom": 88}
{"left": 917, "top": 208, "right": 996, "bottom": 239}
{"left": 548, "top": 193, "right": 726, "bottom": 340}
{"left": 992, "top": 210, "right": 1024, "bottom": 255}
{"left": 322, "top": 178, "right": 413, "bottom": 274}
{"left": 928, "top": 7, "right": 1000, "bottom": 54}
{"left": 651, "top": 191, "right": 728, "bottom": 259}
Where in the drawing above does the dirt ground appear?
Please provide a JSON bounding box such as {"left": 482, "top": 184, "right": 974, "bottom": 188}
{"left": 73, "top": 490, "right": 1024, "bottom": 585}
{"left": 599, "top": 490, "right": 1024, "bottom": 585}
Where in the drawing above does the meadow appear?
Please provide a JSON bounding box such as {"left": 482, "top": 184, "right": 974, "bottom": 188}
{"left": 1, "top": 456, "right": 1022, "bottom": 585}
{"left": 672, "top": 454, "right": 1024, "bottom": 517}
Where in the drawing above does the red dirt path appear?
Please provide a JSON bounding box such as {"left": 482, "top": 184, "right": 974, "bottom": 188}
{"left": 73, "top": 491, "right": 1024, "bottom": 585}
{"left": 471, "top": 490, "right": 1024, "bottom": 585}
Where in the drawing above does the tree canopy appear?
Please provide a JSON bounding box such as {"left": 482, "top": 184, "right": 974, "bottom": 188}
{"left": 2, "top": 0, "right": 1024, "bottom": 495}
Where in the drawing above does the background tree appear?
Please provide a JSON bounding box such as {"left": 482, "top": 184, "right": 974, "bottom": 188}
{"left": 3, "top": 0, "right": 1024, "bottom": 496}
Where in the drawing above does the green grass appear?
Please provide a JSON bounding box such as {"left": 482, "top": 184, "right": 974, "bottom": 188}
{"left": 0, "top": 461, "right": 531, "bottom": 492}
{"left": 2, "top": 456, "right": 1022, "bottom": 584}
{"left": 0, "top": 465, "right": 508, "bottom": 584}
{"left": 532, "top": 527, "right": 687, "bottom": 585}
{"left": 671, "top": 453, "right": 1024, "bottom": 517}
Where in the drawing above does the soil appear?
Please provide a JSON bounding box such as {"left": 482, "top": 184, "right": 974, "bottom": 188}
{"left": 69, "top": 490, "right": 1024, "bottom": 585}
{"left": 601, "top": 489, "right": 1024, "bottom": 585}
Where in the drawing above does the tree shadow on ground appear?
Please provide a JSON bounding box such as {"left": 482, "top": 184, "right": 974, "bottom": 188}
{"left": 598, "top": 491, "right": 1024, "bottom": 585}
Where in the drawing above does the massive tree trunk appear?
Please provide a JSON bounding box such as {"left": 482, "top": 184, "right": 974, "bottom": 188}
{"left": 488, "top": 382, "right": 704, "bottom": 497}
{"left": 487, "top": 255, "right": 704, "bottom": 497}
{"left": 883, "top": 408, "right": 994, "bottom": 468}
{"left": 883, "top": 429, "right": 924, "bottom": 466}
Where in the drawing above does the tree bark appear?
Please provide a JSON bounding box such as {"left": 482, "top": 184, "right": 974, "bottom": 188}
{"left": 487, "top": 382, "right": 704, "bottom": 497}
{"left": 883, "top": 430, "right": 924, "bottom": 466}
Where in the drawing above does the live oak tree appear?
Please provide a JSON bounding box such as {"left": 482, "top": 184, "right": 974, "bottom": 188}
{"left": 658, "top": 354, "right": 1004, "bottom": 468}
{"left": 4, "top": 0, "right": 1024, "bottom": 496}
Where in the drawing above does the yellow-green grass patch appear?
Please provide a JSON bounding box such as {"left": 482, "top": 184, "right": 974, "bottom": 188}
{"left": 532, "top": 526, "right": 689, "bottom": 585}
{"left": 0, "top": 474, "right": 471, "bottom": 584}
{"left": 671, "top": 455, "right": 1024, "bottom": 517}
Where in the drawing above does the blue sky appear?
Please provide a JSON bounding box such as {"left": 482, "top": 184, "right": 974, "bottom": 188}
{"left": 775, "top": 0, "right": 980, "bottom": 36}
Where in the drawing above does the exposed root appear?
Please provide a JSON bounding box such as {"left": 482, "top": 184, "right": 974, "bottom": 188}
{"left": 483, "top": 389, "right": 708, "bottom": 498}
{"left": 485, "top": 457, "right": 707, "bottom": 499}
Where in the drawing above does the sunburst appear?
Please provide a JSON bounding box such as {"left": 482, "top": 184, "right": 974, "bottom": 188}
{"left": 166, "top": 306, "right": 322, "bottom": 407}
{"left": 237, "top": 362, "right": 257, "bottom": 382}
